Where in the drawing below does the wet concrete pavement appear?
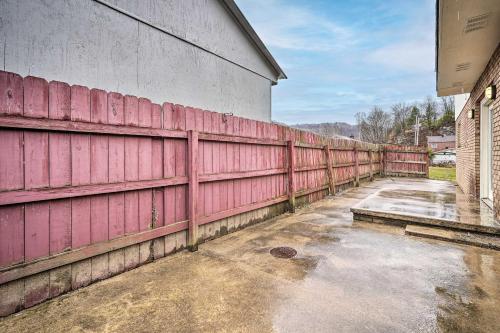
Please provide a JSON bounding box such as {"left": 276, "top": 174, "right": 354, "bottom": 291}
{"left": 1, "top": 179, "right": 499, "bottom": 332}
{"left": 354, "top": 178, "right": 500, "bottom": 231}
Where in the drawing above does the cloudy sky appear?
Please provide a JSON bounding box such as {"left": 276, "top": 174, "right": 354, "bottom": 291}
{"left": 236, "top": 0, "right": 436, "bottom": 125}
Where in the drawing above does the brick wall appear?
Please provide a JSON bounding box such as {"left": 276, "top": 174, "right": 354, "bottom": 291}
{"left": 428, "top": 141, "right": 455, "bottom": 152}
{"left": 456, "top": 104, "right": 480, "bottom": 197}
{"left": 456, "top": 43, "right": 500, "bottom": 218}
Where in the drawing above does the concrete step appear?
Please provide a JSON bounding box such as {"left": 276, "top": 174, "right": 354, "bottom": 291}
{"left": 405, "top": 225, "right": 500, "bottom": 250}
{"left": 351, "top": 207, "right": 500, "bottom": 236}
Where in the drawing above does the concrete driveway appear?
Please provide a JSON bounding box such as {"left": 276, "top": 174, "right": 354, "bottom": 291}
{"left": 1, "top": 179, "right": 499, "bottom": 333}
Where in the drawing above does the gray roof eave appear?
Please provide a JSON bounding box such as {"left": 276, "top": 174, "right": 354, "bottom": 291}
{"left": 221, "top": 0, "right": 287, "bottom": 81}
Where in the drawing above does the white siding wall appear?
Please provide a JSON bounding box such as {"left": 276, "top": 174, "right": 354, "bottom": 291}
{"left": 454, "top": 93, "right": 470, "bottom": 119}
{"left": 0, "top": 0, "right": 277, "bottom": 121}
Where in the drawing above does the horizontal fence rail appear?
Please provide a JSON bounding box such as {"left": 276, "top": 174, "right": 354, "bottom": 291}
{"left": 383, "top": 145, "right": 429, "bottom": 177}
{"left": 0, "top": 70, "right": 429, "bottom": 315}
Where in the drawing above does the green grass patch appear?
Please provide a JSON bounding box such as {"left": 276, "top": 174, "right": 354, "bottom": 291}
{"left": 429, "top": 166, "right": 456, "bottom": 182}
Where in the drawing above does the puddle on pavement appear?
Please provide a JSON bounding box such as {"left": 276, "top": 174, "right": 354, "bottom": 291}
{"left": 435, "top": 248, "right": 500, "bottom": 333}
{"left": 356, "top": 181, "right": 500, "bottom": 230}
{"left": 378, "top": 189, "right": 456, "bottom": 204}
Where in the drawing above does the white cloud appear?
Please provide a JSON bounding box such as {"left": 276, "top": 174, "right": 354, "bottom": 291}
{"left": 236, "top": 0, "right": 437, "bottom": 124}
{"left": 366, "top": 0, "right": 435, "bottom": 73}
{"left": 367, "top": 39, "right": 434, "bottom": 72}
{"left": 236, "top": 0, "right": 355, "bottom": 52}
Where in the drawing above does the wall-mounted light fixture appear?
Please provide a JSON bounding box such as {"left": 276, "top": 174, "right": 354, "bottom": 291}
{"left": 485, "top": 85, "right": 496, "bottom": 100}
{"left": 468, "top": 109, "right": 475, "bottom": 119}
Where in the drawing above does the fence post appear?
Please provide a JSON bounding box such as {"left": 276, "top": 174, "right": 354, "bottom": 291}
{"left": 380, "top": 146, "right": 385, "bottom": 176}
{"left": 331, "top": 147, "right": 336, "bottom": 193}
{"left": 287, "top": 140, "right": 296, "bottom": 213}
{"left": 187, "top": 130, "right": 199, "bottom": 251}
{"left": 425, "top": 149, "right": 430, "bottom": 178}
{"left": 324, "top": 145, "right": 336, "bottom": 195}
{"left": 369, "top": 149, "right": 374, "bottom": 181}
{"left": 354, "top": 143, "right": 359, "bottom": 187}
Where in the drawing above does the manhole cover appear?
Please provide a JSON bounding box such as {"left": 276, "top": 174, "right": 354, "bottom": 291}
{"left": 270, "top": 247, "right": 297, "bottom": 259}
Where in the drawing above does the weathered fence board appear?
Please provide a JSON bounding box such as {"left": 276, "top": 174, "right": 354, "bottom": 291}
{"left": 383, "top": 145, "right": 429, "bottom": 177}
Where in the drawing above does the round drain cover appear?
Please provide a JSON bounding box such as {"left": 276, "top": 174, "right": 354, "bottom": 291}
{"left": 270, "top": 247, "right": 297, "bottom": 259}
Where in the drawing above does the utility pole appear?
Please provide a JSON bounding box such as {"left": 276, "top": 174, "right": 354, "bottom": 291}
{"left": 414, "top": 115, "right": 420, "bottom": 146}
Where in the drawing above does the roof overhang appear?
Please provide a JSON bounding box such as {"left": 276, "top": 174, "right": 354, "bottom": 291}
{"left": 436, "top": 0, "right": 500, "bottom": 96}
{"left": 221, "top": 0, "right": 287, "bottom": 81}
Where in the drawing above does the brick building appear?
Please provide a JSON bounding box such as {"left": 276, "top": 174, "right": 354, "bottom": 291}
{"left": 426, "top": 135, "right": 455, "bottom": 152}
{"left": 436, "top": 0, "right": 500, "bottom": 216}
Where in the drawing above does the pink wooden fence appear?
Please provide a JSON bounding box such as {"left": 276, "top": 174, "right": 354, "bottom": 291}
{"left": 383, "top": 144, "right": 429, "bottom": 177}
{"left": 0, "top": 70, "right": 426, "bottom": 315}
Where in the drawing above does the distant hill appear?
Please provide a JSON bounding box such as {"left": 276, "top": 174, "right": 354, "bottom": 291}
{"left": 291, "top": 122, "right": 359, "bottom": 139}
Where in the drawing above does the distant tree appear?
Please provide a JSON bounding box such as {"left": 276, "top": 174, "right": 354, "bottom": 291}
{"left": 408, "top": 105, "right": 420, "bottom": 125}
{"left": 355, "top": 106, "right": 392, "bottom": 143}
{"left": 437, "top": 96, "right": 455, "bottom": 130}
{"left": 392, "top": 102, "right": 412, "bottom": 135}
{"left": 390, "top": 104, "right": 427, "bottom": 146}
{"left": 440, "top": 96, "right": 454, "bottom": 114}
{"left": 420, "top": 96, "right": 438, "bottom": 132}
{"left": 293, "top": 94, "right": 454, "bottom": 144}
